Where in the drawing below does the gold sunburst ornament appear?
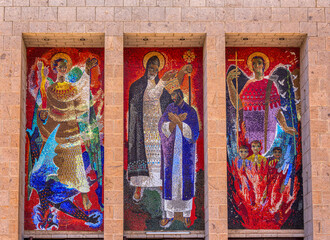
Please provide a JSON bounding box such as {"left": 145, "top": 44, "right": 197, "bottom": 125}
{"left": 247, "top": 52, "right": 270, "bottom": 73}
{"left": 183, "top": 50, "right": 196, "bottom": 63}
{"left": 143, "top": 51, "right": 165, "bottom": 71}
{"left": 51, "top": 53, "right": 73, "bottom": 73}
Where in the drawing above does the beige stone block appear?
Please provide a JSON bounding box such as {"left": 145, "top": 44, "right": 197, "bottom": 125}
{"left": 309, "top": 64, "right": 327, "bottom": 79}
{"left": 208, "top": 163, "right": 224, "bottom": 176}
{"left": 173, "top": 0, "right": 189, "bottom": 6}
{"left": 67, "top": 0, "right": 85, "bottom": 6}
{"left": 0, "top": 177, "right": 10, "bottom": 191}
{"left": 206, "top": 0, "right": 224, "bottom": 7}
{"left": 298, "top": 0, "right": 315, "bottom": 7}
{"left": 272, "top": 7, "right": 289, "bottom": 22}
{"left": 190, "top": 0, "right": 205, "bottom": 6}
{"left": 39, "top": 7, "right": 58, "bottom": 21}
{"left": 312, "top": 161, "right": 329, "bottom": 177}
{"left": 209, "top": 219, "right": 227, "bottom": 233}
{"left": 225, "top": 0, "right": 244, "bottom": 7}
{"left": 13, "top": 0, "right": 29, "bottom": 6}
{"left": 49, "top": 0, "right": 66, "bottom": 6}
{"left": 208, "top": 205, "right": 219, "bottom": 219}
{"left": 140, "top": 0, "right": 156, "bottom": 6}
{"left": 318, "top": 22, "right": 330, "bottom": 37}
{"left": 4, "top": 7, "right": 20, "bottom": 21}
{"left": 124, "top": 21, "right": 139, "bottom": 32}
{"left": 77, "top": 6, "right": 96, "bottom": 21}
{"left": 139, "top": 21, "right": 156, "bottom": 33}
{"left": 209, "top": 177, "right": 226, "bottom": 192}
{"left": 21, "top": 7, "right": 39, "bottom": 21}
{"left": 311, "top": 147, "right": 328, "bottom": 163}
{"left": 319, "top": 134, "right": 330, "bottom": 148}
{"left": 67, "top": 22, "right": 85, "bottom": 32}
{"left": 47, "top": 22, "right": 67, "bottom": 32}
{"left": 124, "top": 0, "right": 138, "bottom": 6}
{"left": 290, "top": 7, "right": 307, "bottom": 21}
{"left": 280, "top": 22, "right": 300, "bottom": 33}
{"left": 310, "top": 92, "right": 327, "bottom": 107}
{"left": 113, "top": 204, "right": 123, "bottom": 219}
{"left": 165, "top": 7, "right": 181, "bottom": 22}
{"left": 281, "top": 0, "right": 298, "bottom": 7}
{"left": 96, "top": 7, "right": 114, "bottom": 21}
{"left": 58, "top": 7, "right": 77, "bottom": 21}
{"left": 3, "top": 120, "right": 19, "bottom": 134}
{"left": 105, "top": 22, "right": 123, "bottom": 35}
{"left": 251, "top": 7, "right": 272, "bottom": 21}
{"left": 300, "top": 22, "right": 318, "bottom": 36}
{"left": 85, "top": 21, "right": 104, "bottom": 32}
{"left": 10, "top": 134, "right": 19, "bottom": 148}
{"left": 208, "top": 133, "right": 226, "bottom": 148}
{"left": 182, "top": 7, "right": 199, "bottom": 21}
{"left": 148, "top": 7, "right": 165, "bottom": 21}
{"left": 199, "top": 7, "right": 216, "bottom": 21}
{"left": 131, "top": 7, "right": 148, "bottom": 21}
{"left": 317, "top": 0, "right": 329, "bottom": 7}
{"left": 104, "top": 220, "right": 123, "bottom": 234}
{"left": 30, "top": 0, "right": 49, "bottom": 6}
{"left": 308, "top": 8, "right": 325, "bottom": 22}
{"left": 105, "top": 0, "right": 123, "bottom": 6}
{"left": 86, "top": 0, "right": 104, "bottom": 6}
{"left": 115, "top": 6, "right": 131, "bottom": 21}
{"left": 235, "top": 8, "right": 253, "bottom": 22}
{"left": 0, "top": 220, "right": 9, "bottom": 235}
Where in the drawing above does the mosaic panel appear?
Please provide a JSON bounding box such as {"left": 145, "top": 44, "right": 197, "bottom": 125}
{"left": 124, "top": 48, "right": 204, "bottom": 231}
{"left": 24, "top": 48, "right": 104, "bottom": 231}
{"left": 226, "top": 47, "right": 303, "bottom": 229}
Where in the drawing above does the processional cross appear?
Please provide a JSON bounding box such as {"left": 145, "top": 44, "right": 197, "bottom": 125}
{"left": 183, "top": 50, "right": 196, "bottom": 106}
{"left": 228, "top": 51, "right": 245, "bottom": 152}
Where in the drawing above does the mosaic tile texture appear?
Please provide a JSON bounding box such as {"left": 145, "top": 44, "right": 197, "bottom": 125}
{"left": 24, "top": 48, "right": 104, "bottom": 231}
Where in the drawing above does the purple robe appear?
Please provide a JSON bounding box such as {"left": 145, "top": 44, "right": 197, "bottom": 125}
{"left": 158, "top": 101, "right": 199, "bottom": 200}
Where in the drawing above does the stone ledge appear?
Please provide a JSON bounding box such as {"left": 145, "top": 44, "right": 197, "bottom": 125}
{"left": 228, "top": 229, "right": 305, "bottom": 238}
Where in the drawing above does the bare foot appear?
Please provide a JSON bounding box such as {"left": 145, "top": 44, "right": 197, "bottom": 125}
{"left": 133, "top": 187, "right": 143, "bottom": 202}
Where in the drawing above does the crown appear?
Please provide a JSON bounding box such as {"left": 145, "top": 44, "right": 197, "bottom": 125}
{"left": 165, "top": 77, "right": 180, "bottom": 94}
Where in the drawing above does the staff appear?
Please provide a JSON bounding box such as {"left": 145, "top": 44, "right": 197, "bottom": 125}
{"left": 183, "top": 50, "right": 196, "bottom": 106}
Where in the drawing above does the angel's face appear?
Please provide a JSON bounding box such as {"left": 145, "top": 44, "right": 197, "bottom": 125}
{"left": 56, "top": 60, "right": 68, "bottom": 77}
{"left": 252, "top": 58, "right": 264, "bottom": 75}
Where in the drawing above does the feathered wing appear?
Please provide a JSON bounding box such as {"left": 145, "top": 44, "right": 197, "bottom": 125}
{"left": 270, "top": 66, "right": 299, "bottom": 194}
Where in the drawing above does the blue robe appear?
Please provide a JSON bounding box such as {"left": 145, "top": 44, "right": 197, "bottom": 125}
{"left": 158, "top": 101, "right": 199, "bottom": 200}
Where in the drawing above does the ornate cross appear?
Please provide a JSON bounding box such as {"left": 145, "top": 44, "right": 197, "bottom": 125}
{"left": 228, "top": 51, "right": 244, "bottom": 152}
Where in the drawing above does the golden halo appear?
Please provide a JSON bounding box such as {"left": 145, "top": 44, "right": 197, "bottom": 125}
{"left": 50, "top": 53, "right": 73, "bottom": 73}
{"left": 143, "top": 51, "right": 165, "bottom": 71}
{"left": 247, "top": 52, "right": 270, "bottom": 73}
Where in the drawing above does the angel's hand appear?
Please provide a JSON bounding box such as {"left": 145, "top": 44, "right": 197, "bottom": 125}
{"left": 37, "top": 61, "right": 43, "bottom": 70}
{"left": 227, "top": 69, "right": 241, "bottom": 82}
{"left": 86, "top": 58, "right": 98, "bottom": 74}
{"left": 284, "top": 127, "right": 298, "bottom": 136}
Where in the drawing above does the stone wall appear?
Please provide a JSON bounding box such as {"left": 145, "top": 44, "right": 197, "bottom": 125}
{"left": 0, "top": 0, "right": 328, "bottom": 240}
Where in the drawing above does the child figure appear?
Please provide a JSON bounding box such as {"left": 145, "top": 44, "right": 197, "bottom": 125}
{"left": 237, "top": 145, "right": 252, "bottom": 170}
{"left": 247, "top": 140, "right": 267, "bottom": 171}
{"left": 268, "top": 147, "right": 282, "bottom": 175}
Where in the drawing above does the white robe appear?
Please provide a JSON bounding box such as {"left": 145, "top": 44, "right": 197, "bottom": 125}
{"left": 130, "top": 78, "right": 165, "bottom": 188}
